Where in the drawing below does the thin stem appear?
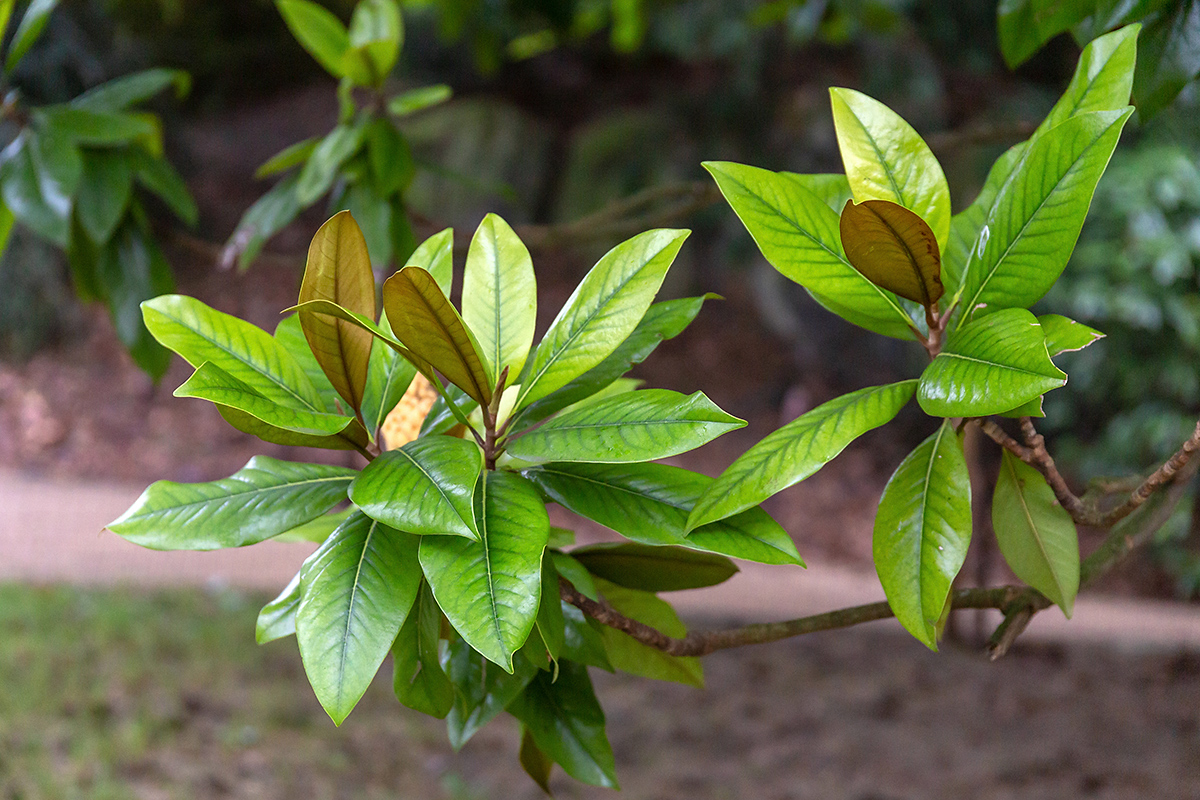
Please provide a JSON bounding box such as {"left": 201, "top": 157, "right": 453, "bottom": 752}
{"left": 1094, "top": 419, "right": 1200, "bottom": 528}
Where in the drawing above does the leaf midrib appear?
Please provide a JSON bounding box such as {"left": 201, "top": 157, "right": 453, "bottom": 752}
{"left": 337, "top": 519, "right": 378, "bottom": 714}
{"left": 1005, "top": 455, "right": 1067, "bottom": 599}
{"left": 136, "top": 474, "right": 351, "bottom": 522}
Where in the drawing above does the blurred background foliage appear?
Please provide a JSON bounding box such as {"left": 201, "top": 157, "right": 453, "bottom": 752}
{"left": 1, "top": 0, "right": 1199, "bottom": 592}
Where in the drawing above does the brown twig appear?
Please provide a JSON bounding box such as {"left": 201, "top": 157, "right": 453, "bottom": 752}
{"left": 1094, "top": 420, "right": 1200, "bottom": 528}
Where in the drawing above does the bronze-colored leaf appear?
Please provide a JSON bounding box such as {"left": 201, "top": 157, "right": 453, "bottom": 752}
{"left": 382, "top": 266, "right": 494, "bottom": 406}
{"left": 839, "top": 199, "right": 944, "bottom": 308}
{"left": 298, "top": 211, "right": 377, "bottom": 416}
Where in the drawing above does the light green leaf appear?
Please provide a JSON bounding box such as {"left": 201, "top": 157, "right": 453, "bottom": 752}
{"left": 958, "top": 108, "right": 1132, "bottom": 324}
{"left": 107, "top": 455, "right": 355, "bottom": 550}
{"left": 76, "top": 150, "right": 133, "bottom": 244}
{"left": 392, "top": 582, "right": 454, "bottom": 718}
{"left": 524, "top": 462, "right": 803, "bottom": 566}
{"left": 406, "top": 226, "right": 454, "bottom": 293}
{"left": 782, "top": 172, "right": 853, "bottom": 211}
{"left": 593, "top": 578, "right": 702, "bottom": 687}
{"left": 345, "top": 0, "right": 403, "bottom": 84}
{"left": 873, "top": 421, "right": 971, "bottom": 650}
{"left": 551, "top": 551, "right": 599, "bottom": 600}
{"left": 993, "top": 450, "right": 1079, "bottom": 617}
{"left": 570, "top": 542, "right": 737, "bottom": 592}
{"left": 0, "top": 0, "right": 15, "bottom": 46}
{"left": 419, "top": 471, "right": 549, "bottom": 670}
{"left": 505, "top": 389, "right": 743, "bottom": 464}
{"left": 1038, "top": 24, "right": 1139, "bottom": 135}
{"left": 255, "top": 137, "right": 318, "bottom": 179}
{"left": 445, "top": 641, "right": 539, "bottom": 750}
{"left": 918, "top": 308, "right": 1065, "bottom": 418}
{"left": 688, "top": 380, "right": 916, "bottom": 531}
{"left": 517, "top": 228, "right": 689, "bottom": 408}
{"left": 360, "top": 311, "right": 416, "bottom": 438}
{"left": 35, "top": 106, "right": 155, "bottom": 146}
{"left": 296, "top": 121, "right": 367, "bottom": 206}
{"left": 257, "top": 568, "right": 302, "bottom": 643}
{"left": 829, "top": 87, "right": 951, "bottom": 251}
{"left": 1038, "top": 313, "right": 1104, "bottom": 355}
{"left": 142, "top": 294, "right": 324, "bottom": 411}
{"left": 274, "top": 314, "right": 341, "bottom": 413}
{"left": 276, "top": 0, "right": 351, "bottom": 79}
{"left": 214, "top": 405, "right": 367, "bottom": 451}
{"left": 72, "top": 68, "right": 191, "bottom": 111}
{"left": 704, "top": 160, "right": 914, "bottom": 339}
{"left": 5, "top": 0, "right": 58, "bottom": 73}
{"left": 463, "top": 213, "right": 536, "bottom": 383}
{"left": 508, "top": 660, "right": 619, "bottom": 789}
{"left": 224, "top": 172, "right": 302, "bottom": 270}
{"left": 273, "top": 508, "right": 353, "bottom": 543}
{"left": 297, "top": 510, "right": 422, "bottom": 724}
{"left": 388, "top": 84, "right": 452, "bottom": 116}
{"left": 350, "top": 435, "right": 481, "bottom": 539}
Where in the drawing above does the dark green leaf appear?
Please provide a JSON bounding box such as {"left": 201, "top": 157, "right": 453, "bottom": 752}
{"left": 0, "top": 133, "right": 69, "bottom": 245}
{"left": 997, "top": 0, "right": 1095, "bottom": 68}
{"left": 551, "top": 551, "right": 598, "bottom": 600}
{"left": 76, "top": 150, "right": 133, "bottom": 243}
{"left": 519, "top": 727, "right": 554, "bottom": 795}
{"left": 274, "top": 314, "right": 342, "bottom": 413}
{"left": 560, "top": 603, "right": 612, "bottom": 670}
{"left": 257, "top": 568, "right": 302, "bottom": 643}
{"left": 28, "top": 123, "right": 81, "bottom": 208}
{"left": 224, "top": 172, "right": 302, "bottom": 270}
{"left": 276, "top": 0, "right": 351, "bottom": 78}
{"left": 99, "top": 223, "right": 173, "bottom": 378}
{"left": 296, "top": 120, "right": 367, "bottom": 206}
{"left": 392, "top": 582, "right": 455, "bottom": 718}
{"left": 132, "top": 149, "right": 197, "bottom": 226}
{"left": 366, "top": 117, "right": 414, "bottom": 195}
{"left": 36, "top": 107, "right": 156, "bottom": 146}
{"left": 72, "top": 68, "right": 191, "bottom": 111}
{"left": 593, "top": 578, "right": 702, "bottom": 687}
{"left": 531, "top": 557, "right": 565, "bottom": 665}
{"left": 1134, "top": 2, "right": 1200, "bottom": 117}
{"left": 360, "top": 309, "right": 416, "bottom": 437}
{"left": 570, "top": 542, "right": 737, "bottom": 592}
{"left": 6, "top": 0, "right": 58, "bottom": 73}
{"left": 445, "top": 640, "right": 538, "bottom": 750}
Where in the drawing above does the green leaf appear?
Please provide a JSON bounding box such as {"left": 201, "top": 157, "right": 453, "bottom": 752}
{"left": 419, "top": 471, "right": 549, "bottom": 670}
{"left": 0, "top": 0, "right": 15, "bottom": 46}
{"left": 512, "top": 294, "right": 714, "bottom": 430}
{"left": 72, "top": 68, "right": 191, "bottom": 112}
{"left": 298, "top": 210, "right": 376, "bottom": 416}
{"left": 75, "top": 150, "right": 133, "bottom": 244}
{"left": 782, "top": 172, "right": 853, "bottom": 212}
{"left": 0, "top": 133, "right": 69, "bottom": 246}
{"left": 214, "top": 405, "right": 367, "bottom": 451}
{"left": 829, "top": 87, "right": 952, "bottom": 251}
{"left": 505, "top": 389, "right": 743, "bottom": 465}
{"left": 224, "top": 172, "right": 302, "bottom": 270}
{"left": 688, "top": 380, "right": 916, "bottom": 531}
{"left": 524, "top": 462, "right": 803, "bottom": 566}
{"left": 593, "top": 578, "right": 702, "bottom": 687}
{"left": 445, "top": 642, "right": 538, "bottom": 750}
{"left": 508, "top": 661, "right": 619, "bottom": 789}
{"left": 296, "top": 121, "right": 367, "bottom": 206}
{"left": 388, "top": 84, "right": 452, "bottom": 116}
{"left": 346, "top": 0, "right": 403, "bottom": 84}
{"left": 174, "top": 361, "right": 367, "bottom": 445}
{"left": 519, "top": 727, "right": 554, "bottom": 795}
{"left": 360, "top": 314, "right": 416, "bottom": 438}
{"left": 341, "top": 174, "right": 393, "bottom": 269}
{"left": 839, "top": 199, "right": 944, "bottom": 307}
{"left": 98, "top": 222, "right": 173, "bottom": 379}
{"left": 274, "top": 314, "right": 341, "bottom": 412}
{"left": 132, "top": 149, "right": 198, "bottom": 226}
{"left": 255, "top": 137, "right": 319, "bottom": 179}
{"left": 142, "top": 293, "right": 325, "bottom": 411}
{"left": 872, "top": 421, "right": 971, "bottom": 650}
{"left": 958, "top": 108, "right": 1132, "bottom": 324}
{"left": 350, "top": 435, "right": 482, "bottom": 539}
{"left": 27, "top": 123, "right": 81, "bottom": 210}
{"left": 276, "top": 0, "right": 351, "bottom": 79}
{"left": 1134, "top": 2, "right": 1200, "bottom": 117}
{"left": 560, "top": 604, "right": 612, "bottom": 670}
{"left": 5, "top": 0, "right": 58, "bottom": 73}
{"left": 365, "top": 117, "right": 414, "bottom": 195}
{"left": 918, "top": 309, "right": 1065, "bottom": 418}
{"left": 531, "top": 557, "right": 565, "bottom": 665}
{"left": 297, "top": 510, "right": 421, "bottom": 724}
{"left": 1037, "top": 24, "right": 1139, "bottom": 136}
{"left": 392, "top": 582, "right": 454, "bottom": 718}
{"left": 382, "top": 265, "right": 494, "bottom": 405}
{"left": 463, "top": 213, "right": 536, "bottom": 383}
{"left": 0, "top": 196, "right": 15, "bottom": 263}
{"left": 107, "top": 455, "right": 355, "bottom": 550}
{"left": 570, "top": 542, "right": 737, "bottom": 592}
{"left": 517, "top": 228, "right": 689, "bottom": 408}
{"left": 273, "top": 508, "right": 354, "bottom": 543}
{"left": 1038, "top": 313, "right": 1104, "bottom": 355}
{"left": 36, "top": 107, "right": 156, "bottom": 146}
{"left": 407, "top": 226, "right": 454, "bottom": 292}
{"left": 704, "top": 160, "right": 914, "bottom": 339}
{"left": 997, "top": 0, "right": 1095, "bottom": 68}
{"left": 257, "top": 568, "right": 302, "bottom": 643}
{"left": 993, "top": 450, "right": 1080, "bottom": 617}
{"left": 551, "top": 551, "right": 599, "bottom": 600}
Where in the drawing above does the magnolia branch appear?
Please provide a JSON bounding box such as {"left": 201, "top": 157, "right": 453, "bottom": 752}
{"left": 563, "top": 417, "right": 1200, "bottom": 661}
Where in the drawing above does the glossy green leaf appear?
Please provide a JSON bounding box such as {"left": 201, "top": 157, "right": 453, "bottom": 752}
{"left": 571, "top": 543, "right": 737, "bottom": 592}
{"left": 255, "top": 137, "right": 318, "bottom": 179}
{"left": 419, "top": 471, "right": 549, "bottom": 670}
{"left": 296, "top": 121, "right": 367, "bottom": 206}
{"left": 27, "top": 123, "right": 81, "bottom": 210}
{"left": 1134, "top": 3, "right": 1200, "bottom": 117}
{"left": 36, "top": 107, "right": 156, "bottom": 146}
{"left": 274, "top": 314, "right": 341, "bottom": 412}
{"left": 560, "top": 603, "right": 612, "bottom": 670}
{"left": 76, "top": 150, "right": 133, "bottom": 244}
{"left": 529, "top": 557, "right": 565, "bottom": 667}
{"left": 689, "top": 380, "right": 916, "bottom": 531}
{"left": 551, "top": 551, "right": 599, "bottom": 600}
{"left": 919, "top": 309, "right": 1065, "bottom": 418}
{"left": 276, "top": 0, "right": 351, "bottom": 78}
{"left": 0, "top": 133, "right": 69, "bottom": 245}
{"left": 98, "top": 223, "right": 173, "bottom": 379}
{"left": 107, "top": 455, "right": 355, "bottom": 550}
{"left": 840, "top": 199, "right": 943, "bottom": 307}
{"left": 593, "top": 578, "right": 702, "bottom": 687}
{"left": 783, "top": 172, "right": 853, "bottom": 212}
{"left": 406, "top": 226, "right": 454, "bottom": 292}
{"left": 297, "top": 511, "right": 421, "bottom": 724}
{"left": 257, "top": 568, "right": 302, "bottom": 643}
{"left": 383, "top": 265, "right": 494, "bottom": 405}
{"left": 392, "top": 582, "right": 454, "bottom": 718}
{"left": 6, "top": 0, "right": 58, "bottom": 73}
{"left": 512, "top": 294, "right": 713, "bottom": 430}
{"left": 519, "top": 727, "right": 554, "bottom": 795}
{"left": 350, "top": 435, "right": 481, "bottom": 539}
{"left": 388, "top": 84, "right": 452, "bottom": 116}
{"left": 524, "top": 462, "right": 803, "bottom": 566}
{"left": 463, "top": 213, "right": 536, "bottom": 383}
{"left": 224, "top": 172, "right": 302, "bottom": 270}
{"left": 175, "top": 362, "right": 366, "bottom": 444}
{"left": 829, "top": 87, "right": 951, "bottom": 251}
{"left": 1038, "top": 24, "right": 1139, "bottom": 136}
{"left": 298, "top": 210, "right": 376, "bottom": 416}
{"left": 132, "top": 149, "right": 198, "bottom": 226}
{"left": 517, "top": 228, "right": 688, "bottom": 408}
{"left": 704, "top": 160, "right": 914, "bottom": 339}
{"left": 72, "top": 68, "right": 191, "bottom": 112}
{"left": 214, "top": 405, "right": 367, "bottom": 451}
{"left": 506, "top": 389, "right": 743, "bottom": 464}
{"left": 273, "top": 508, "right": 354, "bottom": 543}
{"left": 993, "top": 450, "right": 1080, "bottom": 617}
{"left": 873, "top": 421, "right": 971, "bottom": 650}
{"left": 445, "top": 641, "right": 538, "bottom": 750}
{"left": 346, "top": 0, "right": 402, "bottom": 84}
{"left": 509, "top": 660, "right": 619, "bottom": 789}
{"left": 1040, "top": 313, "right": 1105, "bottom": 356}
{"left": 997, "top": 0, "right": 1094, "bottom": 68}
{"left": 958, "top": 108, "right": 1132, "bottom": 324}
{"left": 142, "top": 294, "right": 325, "bottom": 411}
